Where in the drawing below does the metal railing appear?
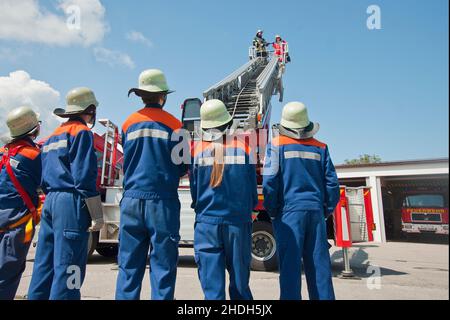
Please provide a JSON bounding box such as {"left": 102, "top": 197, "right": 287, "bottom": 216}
{"left": 256, "top": 55, "right": 282, "bottom": 125}
{"left": 203, "top": 57, "right": 264, "bottom": 103}
{"left": 203, "top": 44, "right": 288, "bottom": 129}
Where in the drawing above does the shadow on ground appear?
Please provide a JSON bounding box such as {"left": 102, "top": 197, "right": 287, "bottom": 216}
{"left": 330, "top": 245, "right": 408, "bottom": 279}
{"left": 27, "top": 244, "right": 408, "bottom": 280}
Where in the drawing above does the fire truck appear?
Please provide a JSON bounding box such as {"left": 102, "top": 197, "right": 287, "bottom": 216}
{"left": 35, "top": 46, "right": 377, "bottom": 272}
{"left": 401, "top": 191, "right": 449, "bottom": 235}
{"left": 35, "top": 47, "right": 289, "bottom": 271}
{"left": 98, "top": 48, "right": 287, "bottom": 271}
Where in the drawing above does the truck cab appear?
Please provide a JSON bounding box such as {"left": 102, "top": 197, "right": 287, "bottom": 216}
{"left": 401, "top": 192, "right": 449, "bottom": 235}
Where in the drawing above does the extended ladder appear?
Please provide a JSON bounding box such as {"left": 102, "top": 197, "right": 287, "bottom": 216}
{"left": 203, "top": 49, "right": 285, "bottom": 130}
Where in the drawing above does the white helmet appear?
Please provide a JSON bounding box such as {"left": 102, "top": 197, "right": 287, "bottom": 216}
{"left": 6, "top": 106, "right": 40, "bottom": 139}
{"left": 279, "top": 102, "right": 320, "bottom": 139}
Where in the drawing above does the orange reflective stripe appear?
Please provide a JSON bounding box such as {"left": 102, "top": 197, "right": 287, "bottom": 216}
{"left": 192, "top": 141, "right": 212, "bottom": 157}
{"left": 273, "top": 136, "right": 327, "bottom": 149}
{"left": 17, "top": 146, "right": 40, "bottom": 160}
{"left": 49, "top": 121, "right": 90, "bottom": 138}
{"left": 224, "top": 139, "right": 252, "bottom": 155}
{"left": 193, "top": 139, "right": 252, "bottom": 157}
{"left": 122, "top": 108, "right": 182, "bottom": 133}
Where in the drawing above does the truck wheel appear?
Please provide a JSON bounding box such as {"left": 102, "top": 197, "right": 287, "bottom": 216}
{"left": 251, "top": 221, "right": 278, "bottom": 271}
{"left": 96, "top": 245, "right": 119, "bottom": 258}
{"left": 87, "top": 232, "right": 99, "bottom": 258}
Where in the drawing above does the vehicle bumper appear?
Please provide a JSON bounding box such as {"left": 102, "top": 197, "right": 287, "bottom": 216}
{"left": 402, "top": 223, "right": 449, "bottom": 235}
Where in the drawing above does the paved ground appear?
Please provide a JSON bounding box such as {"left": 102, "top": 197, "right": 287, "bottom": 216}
{"left": 16, "top": 241, "right": 449, "bottom": 300}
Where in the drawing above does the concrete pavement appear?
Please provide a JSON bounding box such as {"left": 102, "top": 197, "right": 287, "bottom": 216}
{"left": 15, "top": 241, "right": 449, "bottom": 300}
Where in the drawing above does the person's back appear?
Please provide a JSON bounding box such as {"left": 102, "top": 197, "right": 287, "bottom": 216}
{"left": 122, "top": 106, "right": 184, "bottom": 199}
{"left": 41, "top": 120, "right": 97, "bottom": 197}
{"left": 191, "top": 138, "right": 257, "bottom": 225}
{"left": 0, "top": 107, "right": 41, "bottom": 300}
{"left": 0, "top": 138, "right": 41, "bottom": 230}
{"left": 28, "top": 87, "right": 103, "bottom": 301}
{"left": 189, "top": 99, "right": 256, "bottom": 300}
{"left": 116, "top": 69, "right": 187, "bottom": 300}
{"left": 266, "top": 134, "right": 337, "bottom": 214}
{"left": 263, "top": 102, "right": 339, "bottom": 301}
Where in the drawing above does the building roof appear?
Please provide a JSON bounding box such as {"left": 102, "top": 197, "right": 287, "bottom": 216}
{"left": 336, "top": 158, "right": 449, "bottom": 169}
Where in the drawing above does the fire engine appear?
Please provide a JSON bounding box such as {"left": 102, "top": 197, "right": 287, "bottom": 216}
{"left": 401, "top": 191, "right": 449, "bottom": 235}
{"left": 36, "top": 46, "right": 291, "bottom": 271}
{"left": 89, "top": 46, "right": 285, "bottom": 270}
{"left": 34, "top": 45, "right": 378, "bottom": 273}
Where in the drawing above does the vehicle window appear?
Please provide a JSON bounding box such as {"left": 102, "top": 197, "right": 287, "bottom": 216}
{"left": 183, "top": 100, "right": 201, "bottom": 120}
{"left": 404, "top": 194, "right": 445, "bottom": 208}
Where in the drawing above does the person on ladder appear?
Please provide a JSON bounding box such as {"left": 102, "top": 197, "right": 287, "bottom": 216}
{"left": 262, "top": 102, "right": 339, "bottom": 300}
{"left": 28, "top": 87, "right": 104, "bottom": 300}
{"left": 272, "top": 35, "right": 291, "bottom": 64}
{"left": 0, "top": 107, "right": 42, "bottom": 300}
{"left": 253, "top": 29, "right": 268, "bottom": 58}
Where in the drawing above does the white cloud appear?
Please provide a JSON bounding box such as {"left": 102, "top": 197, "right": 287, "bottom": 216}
{"left": 126, "top": 31, "right": 152, "bottom": 47}
{"left": 0, "top": 71, "right": 62, "bottom": 140}
{"left": 93, "top": 47, "right": 135, "bottom": 69}
{"left": 0, "top": 0, "right": 108, "bottom": 47}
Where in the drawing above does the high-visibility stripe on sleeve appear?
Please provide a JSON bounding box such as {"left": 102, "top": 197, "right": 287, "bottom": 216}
{"left": 127, "top": 128, "right": 169, "bottom": 141}
{"left": 196, "top": 155, "right": 246, "bottom": 167}
{"left": 284, "top": 151, "right": 321, "bottom": 161}
{"left": 43, "top": 140, "right": 68, "bottom": 153}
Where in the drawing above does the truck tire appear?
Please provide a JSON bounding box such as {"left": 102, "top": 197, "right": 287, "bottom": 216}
{"left": 96, "top": 245, "right": 119, "bottom": 258}
{"left": 251, "top": 221, "right": 278, "bottom": 271}
{"left": 87, "top": 232, "right": 99, "bottom": 258}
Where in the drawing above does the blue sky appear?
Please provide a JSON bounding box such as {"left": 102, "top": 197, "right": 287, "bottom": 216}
{"left": 0, "top": 0, "right": 448, "bottom": 164}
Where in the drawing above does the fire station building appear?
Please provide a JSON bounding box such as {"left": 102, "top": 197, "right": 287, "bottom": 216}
{"left": 335, "top": 158, "right": 449, "bottom": 243}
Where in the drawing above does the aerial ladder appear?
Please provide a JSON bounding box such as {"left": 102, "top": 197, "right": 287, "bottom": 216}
{"left": 184, "top": 47, "right": 287, "bottom": 133}
{"left": 182, "top": 46, "right": 288, "bottom": 171}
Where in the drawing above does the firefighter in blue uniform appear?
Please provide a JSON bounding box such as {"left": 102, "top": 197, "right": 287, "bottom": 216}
{"left": 263, "top": 102, "right": 340, "bottom": 300}
{"left": 190, "top": 99, "right": 257, "bottom": 300}
{"left": 116, "top": 69, "right": 187, "bottom": 300}
{"left": 0, "top": 107, "right": 42, "bottom": 300}
{"left": 28, "top": 87, "right": 104, "bottom": 300}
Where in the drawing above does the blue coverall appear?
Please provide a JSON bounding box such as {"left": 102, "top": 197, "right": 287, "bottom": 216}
{"left": 190, "top": 139, "right": 258, "bottom": 300}
{"left": 262, "top": 134, "right": 340, "bottom": 300}
{"left": 0, "top": 138, "right": 41, "bottom": 300}
{"left": 28, "top": 119, "right": 98, "bottom": 300}
{"left": 116, "top": 104, "right": 187, "bottom": 300}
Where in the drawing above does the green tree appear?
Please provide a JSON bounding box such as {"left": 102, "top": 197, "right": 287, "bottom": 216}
{"left": 344, "top": 154, "right": 382, "bottom": 165}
